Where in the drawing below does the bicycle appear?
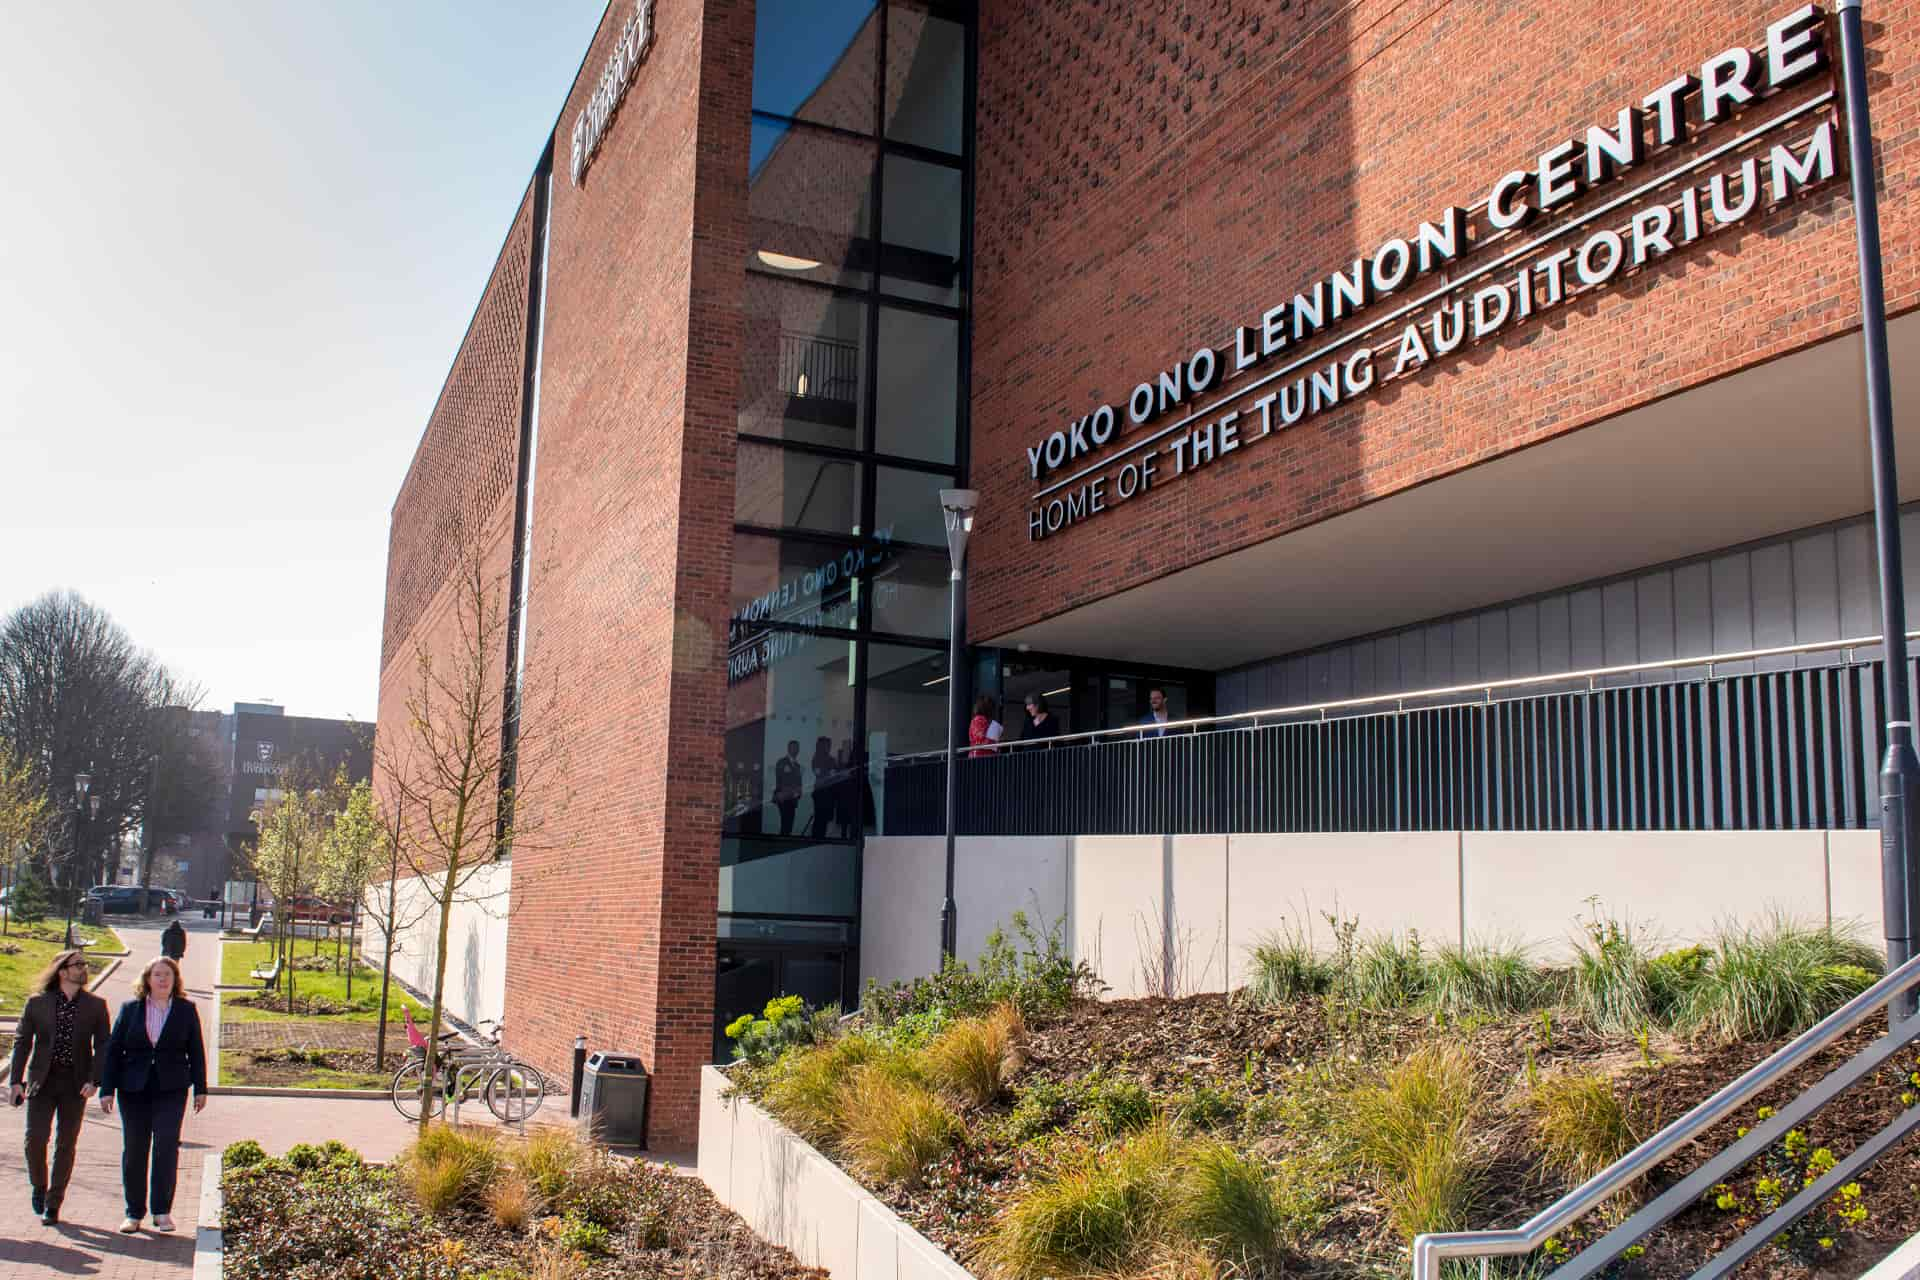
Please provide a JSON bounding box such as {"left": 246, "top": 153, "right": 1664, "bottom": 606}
{"left": 390, "top": 1015, "right": 549, "bottom": 1124}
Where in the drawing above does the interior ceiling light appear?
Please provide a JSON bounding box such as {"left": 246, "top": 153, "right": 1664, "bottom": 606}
{"left": 757, "top": 250, "right": 822, "bottom": 271}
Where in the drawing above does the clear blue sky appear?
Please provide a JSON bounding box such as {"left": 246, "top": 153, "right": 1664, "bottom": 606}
{"left": 0, "top": 1, "right": 609, "bottom": 722}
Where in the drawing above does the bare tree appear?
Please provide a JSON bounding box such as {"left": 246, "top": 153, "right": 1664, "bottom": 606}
{"left": 379, "top": 533, "right": 569, "bottom": 1128}
{"left": 363, "top": 774, "right": 432, "bottom": 1070}
{"left": 248, "top": 785, "right": 330, "bottom": 1013}
{"left": 136, "top": 694, "right": 222, "bottom": 913}
{"left": 0, "top": 593, "right": 203, "bottom": 908}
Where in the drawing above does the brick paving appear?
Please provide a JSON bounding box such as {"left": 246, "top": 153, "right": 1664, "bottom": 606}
{"left": 0, "top": 919, "right": 423, "bottom": 1278}
{"left": 220, "top": 1019, "right": 383, "bottom": 1052}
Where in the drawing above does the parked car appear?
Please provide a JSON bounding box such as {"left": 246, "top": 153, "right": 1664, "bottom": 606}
{"left": 275, "top": 895, "right": 351, "bottom": 925}
{"left": 92, "top": 886, "right": 145, "bottom": 915}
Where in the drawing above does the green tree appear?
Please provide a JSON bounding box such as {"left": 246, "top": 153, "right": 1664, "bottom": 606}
{"left": 9, "top": 865, "right": 51, "bottom": 925}
{"left": 318, "top": 776, "right": 380, "bottom": 994}
{"left": 0, "top": 748, "right": 49, "bottom": 935}
{"left": 249, "top": 785, "right": 329, "bottom": 1013}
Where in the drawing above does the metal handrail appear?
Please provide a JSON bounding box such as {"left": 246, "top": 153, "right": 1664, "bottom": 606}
{"left": 887, "top": 629, "right": 1920, "bottom": 763}
{"left": 1410, "top": 952, "right": 1920, "bottom": 1280}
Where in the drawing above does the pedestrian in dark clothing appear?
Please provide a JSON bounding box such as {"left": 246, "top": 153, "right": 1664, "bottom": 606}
{"left": 1022, "top": 694, "right": 1062, "bottom": 742}
{"left": 773, "top": 740, "right": 804, "bottom": 836}
{"left": 9, "top": 949, "right": 110, "bottom": 1225}
{"left": 160, "top": 919, "right": 187, "bottom": 961}
{"left": 807, "top": 736, "right": 838, "bottom": 839}
{"left": 99, "top": 956, "right": 207, "bottom": 1235}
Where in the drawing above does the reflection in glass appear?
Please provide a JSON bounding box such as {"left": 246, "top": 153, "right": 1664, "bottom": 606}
{"left": 873, "top": 464, "right": 950, "bottom": 545}
{"left": 880, "top": 155, "right": 962, "bottom": 304}
{"left": 730, "top": 534, "right": 862, "bottom": 638}
{"left": 863, "top": 641, "right": 949, "bottom": 833}
{"left": 874, "top": 308, "right": 958, "bottom": 463}
{"left": 870, "top": 550, "right": 950, "bottom": 637}
{"left": 735, "top": 443, "right": 863, "bottom": 536}
{"left": 885, "top": 5, "right": 965, "bottom": 155}
{"left": 749, "top": 122, "right": 875, "bottom": 291}
{"left": 725, "top": 629, "right": 859, "bottom": 836}
{"left": 753, "top": 0, "right": 877, "bottom": 138}
{"left": 739, "top": 283, "right": 869, "bottom": 449}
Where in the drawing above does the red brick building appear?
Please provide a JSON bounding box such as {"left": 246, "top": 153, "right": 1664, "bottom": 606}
{"left": 377, "top": 0, "right": 1920, "bottom": 1147}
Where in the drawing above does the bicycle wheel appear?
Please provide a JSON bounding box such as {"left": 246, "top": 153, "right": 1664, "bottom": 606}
{"left": 391, "top": 1059, "right": 447, "bottom": 1122}
{"left": 484, "top": 1061, "right": 547, "bottom": 1123}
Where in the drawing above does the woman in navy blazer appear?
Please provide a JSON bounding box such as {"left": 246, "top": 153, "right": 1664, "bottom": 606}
{"left": 98, "top": 956, "right": 207, "bottom": 1234}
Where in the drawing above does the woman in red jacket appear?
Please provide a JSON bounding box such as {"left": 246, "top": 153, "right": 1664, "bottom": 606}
{"left": 967, "top": 696, "right": 1002, "bottom": 759}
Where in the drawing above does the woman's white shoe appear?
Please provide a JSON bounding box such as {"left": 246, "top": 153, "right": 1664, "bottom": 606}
{"left": 118, "top": 1217, "right": 140, "bottom": 1233}
{"left": 153, "top": 1214, "right": 175, "bottom": 1232}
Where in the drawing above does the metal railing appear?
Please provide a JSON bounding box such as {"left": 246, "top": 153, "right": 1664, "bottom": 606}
{"left": 1412, "top": 955, "right": 1920, "bottom": 1280}
{"left": 879, "top": 632, "right": 1920, "bottom": 837}
{"left": 778, "top": 331, "right": 859, "bottom": 404}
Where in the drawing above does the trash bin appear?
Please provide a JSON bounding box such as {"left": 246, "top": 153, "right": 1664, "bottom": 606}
{"left": 577, "top": 1052, "right": 648, "bottom": 1147}
{"left": 81, "top": 899, "right": 103, "bottom": 925}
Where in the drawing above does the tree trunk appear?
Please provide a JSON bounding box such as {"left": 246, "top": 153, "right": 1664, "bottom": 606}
{"left": 374, "top": 866, "right": 399, "bottom": 1072}
{"left": 422, "top": 854, "right": 460, "bottom": 1135}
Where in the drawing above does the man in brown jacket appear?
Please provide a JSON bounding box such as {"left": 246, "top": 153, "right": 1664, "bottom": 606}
{"left": 9, "top": 948, "right": 110, "bottom": 1224}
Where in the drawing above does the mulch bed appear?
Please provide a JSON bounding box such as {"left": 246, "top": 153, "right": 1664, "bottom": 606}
{"left": 831, "top": 993, "right": 1920, "bottom": 1280}
{"left": 222, "top": 1152, "right": 824, "bottom": 1280}
{"left": 227, "top": 1048, "right": 391, "bottom": 1087}
{"left": 224, "top": 991, "right": 373, "bottom": 1018}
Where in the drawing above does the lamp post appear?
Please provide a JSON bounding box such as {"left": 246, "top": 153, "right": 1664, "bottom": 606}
{"left": 63, "top": 771, "right": 96, "bottom": 948}
{"left": 1837, "top": 1, "right": 1920, "bottom": 1020}
{"left": 938, "top": 488, "right": 978, "bottom": 962}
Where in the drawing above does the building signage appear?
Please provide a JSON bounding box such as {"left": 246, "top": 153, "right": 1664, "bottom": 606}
{"left": 570, "top": 0, "right": 656, "bottom": 186}
{"left": 240, "top": 741, "right": 285, "bottom": 776}
{"left": 1024, "top": 4, "right": 1837, "bottom": 540}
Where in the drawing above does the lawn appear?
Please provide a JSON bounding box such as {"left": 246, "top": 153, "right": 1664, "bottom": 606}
{"left": 0, "top": 922, "right": 128, "bottom": 1018}
{"left": 219, "top": 940, "right": 426, "bottom": 1025}
{"left": 218, "top": 1052, "right": 392, "bottom": 1091}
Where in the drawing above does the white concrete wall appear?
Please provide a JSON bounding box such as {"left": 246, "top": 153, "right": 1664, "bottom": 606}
{"left": 863, "top": 829, "right": 1890, "bottom": 994}
{"left": 360, "top": 860, "right": 511, "bottom": 1028}
{"left": 861, "top": 836, "right": 1068, "bottom": 989}
{"left": 699, "top": 1066, "right": 976, "bottom": 1280}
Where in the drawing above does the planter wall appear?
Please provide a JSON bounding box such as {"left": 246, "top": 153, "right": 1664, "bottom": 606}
{"left": 697, "top": 1065, "right": 976, "bottom": 1280}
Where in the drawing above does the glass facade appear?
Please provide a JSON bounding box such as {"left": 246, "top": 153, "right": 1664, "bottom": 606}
{"left": 723, "top": 0, "right": 972, "bottom": 1037}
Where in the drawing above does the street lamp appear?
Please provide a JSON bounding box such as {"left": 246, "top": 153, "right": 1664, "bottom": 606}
{"left": 938, "top": 488, "right": 978, "bottom": 962}
{"left": 63, "top": 771, "right": 94, "bottom": 947}
{"left": 1837, "top": 1, "right": 1920, "bottom": 1022}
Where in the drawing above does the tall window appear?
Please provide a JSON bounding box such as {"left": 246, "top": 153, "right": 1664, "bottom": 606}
{"left": 728, "top": 0, "right": 972, "bottom": 860}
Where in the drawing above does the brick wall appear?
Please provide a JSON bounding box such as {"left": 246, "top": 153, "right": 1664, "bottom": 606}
{"left": 491, "top": 0, "right": 751, "bottom": 1152}
{"left": 967, "top": 0, "right": 1920, "bottom": 642}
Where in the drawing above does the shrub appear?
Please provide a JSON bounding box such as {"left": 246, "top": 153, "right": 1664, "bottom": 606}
{"left": 1169, "top": 1085, "right": 1242, "bottom": 1134}
{"left": 1424, "top": 942, "right": 1547, "bottom": 1018}
{"left": 1170, "top": 1142, "right": 1290, "bottom": 1272}
{"left": 513, "top": 1125, "right": 588, "bottom": 1202}
{"left": 924, "top": 1004, "right": 1027, "bottom": 1108}
{"left": 1353, "top": 932, "right": 1429, "bottom": 1008}
{"left": 558, "top": 1147, "right": 632, "bottom": 1228}
{"left": 1007, "top": 1078, "right": 1082, "bottom": 1142}
{"left": 1247, "top": 922, "right": 1335, "bottom": 1005}
{"left": 486, "top": 1171, "right": 535, "bottom": 1231}
{"left": 555, "top": 1213, "right": 611, "bottom": 1256}
{"left": 862, "top": 910, "right": 1101, "bottom": 1029}
{"left": 8, "top": 868, "right": 50, "bottom": 924}
{"left": 1342, "top": 1044, "right": 1485, "bottom": 1241}
{"left": 1647, "top": 944, "right": 1710, "bottom": 1015}
{"left": 724, "top": 994, "right": 826, "bottom": 1066}
{"left": 224, "top": 1139, "right": 269, "bottom": 1170}
{"left": 1085, "top": 1073, "right": 1154, "bottom": 1136}
{"left": 1678, "top": 916, "right": 1882, "bottom": 1042}
{"left": 980, "top": 1127, "right": 1180, "bottom": 1278}
{"left": 762, "top": 1034, "right": 888, "bottom": 1142}
{"left": 839, "top": 1067, "right": 962, "bottom": 1186}
{"left": 1530, "top": 1071, "right": 1639, "bottom": 1185}
{"left": 1569, "top": 911, "right": 1659, "bottom": 1035}
{"left": 400, "top": 1125, "right": 502, "bottom": 1216}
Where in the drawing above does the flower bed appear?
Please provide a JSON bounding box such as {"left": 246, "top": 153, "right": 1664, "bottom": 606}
{"left": 221, "top": 1129, "right": 824, "bottom": 1280}
{"left": 724, "top": 910, "right": 1920, "bottom": 1279}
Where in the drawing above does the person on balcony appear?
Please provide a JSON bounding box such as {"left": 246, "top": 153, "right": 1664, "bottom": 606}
{"left": 1022, "top": 694, "right": 1061, "bottom": 743}
{"left": 1139, "top": 687, "right": 1173, "bottom": 739}
{"left": 968, "top": 696, "right": 1003, "bottom": 758}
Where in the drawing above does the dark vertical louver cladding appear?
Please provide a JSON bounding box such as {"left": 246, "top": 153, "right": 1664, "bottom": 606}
{"left": 495, "top": 143, "right": 555, "bottom": 854}
{"left": 880, "top": 659, "right": 1910, "bottom": 838}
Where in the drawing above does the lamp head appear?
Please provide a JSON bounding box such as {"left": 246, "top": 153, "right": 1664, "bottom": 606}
{"left": 938, "top": 488, "right": 979, "bottom": 575}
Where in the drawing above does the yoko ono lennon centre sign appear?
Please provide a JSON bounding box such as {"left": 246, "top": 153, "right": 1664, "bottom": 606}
{"left": 1023, "top": 4, "right": 1838, "bottom": 541}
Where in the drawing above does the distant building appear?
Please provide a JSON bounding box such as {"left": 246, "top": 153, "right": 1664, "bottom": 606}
{"left": 135, "top": 702, "right": 370, "bottom": 900}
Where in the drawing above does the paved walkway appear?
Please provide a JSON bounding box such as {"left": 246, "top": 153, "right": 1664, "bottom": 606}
{"left": 0, "top": 918, "right": 420, "bottom": 1278}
